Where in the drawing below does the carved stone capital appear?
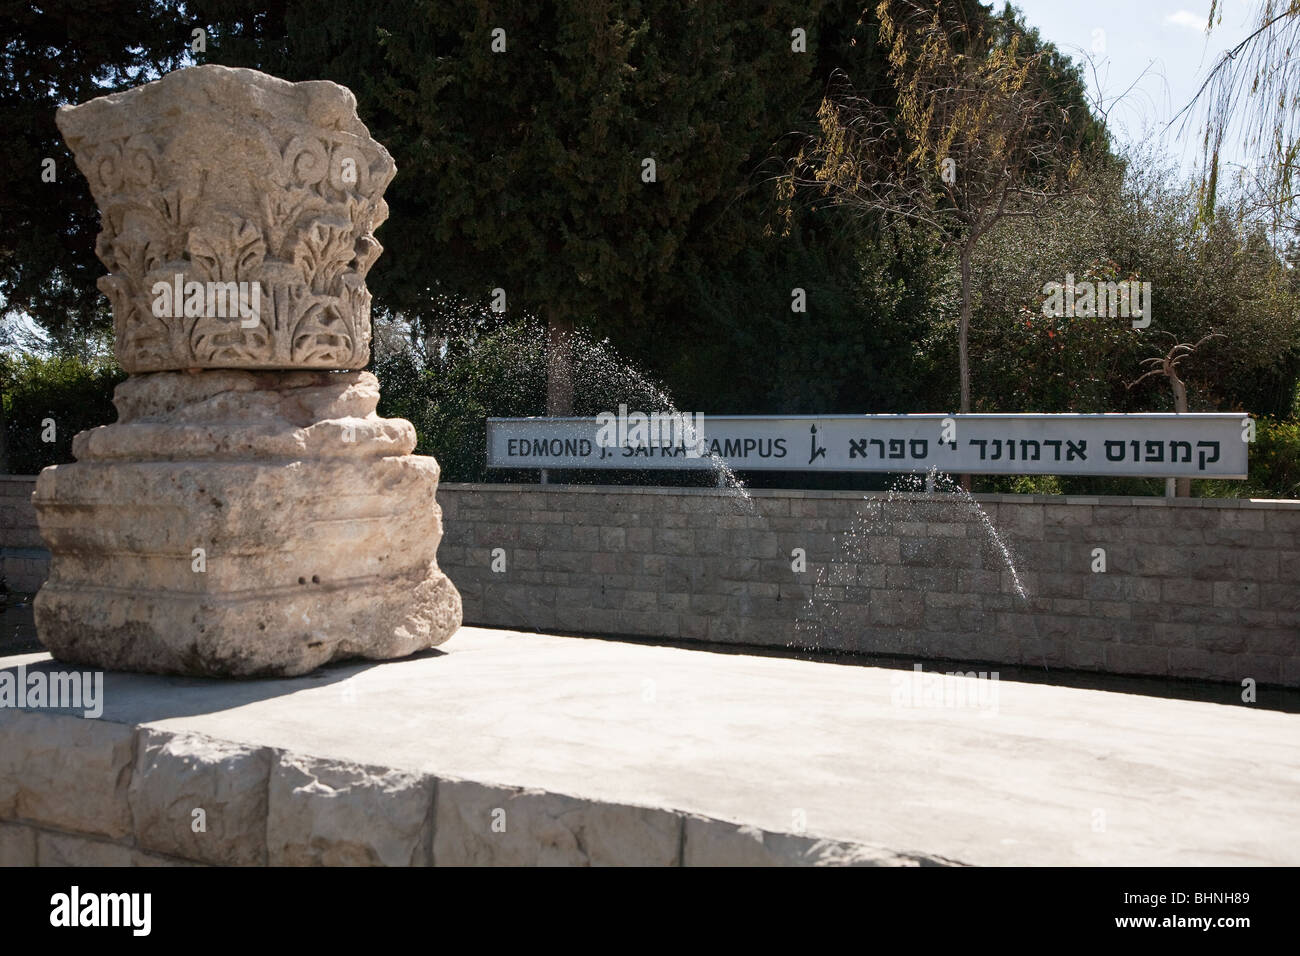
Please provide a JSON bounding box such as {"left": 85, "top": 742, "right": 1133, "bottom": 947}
{"left": 56, "top": 64, "right": 395, "bottom": 372}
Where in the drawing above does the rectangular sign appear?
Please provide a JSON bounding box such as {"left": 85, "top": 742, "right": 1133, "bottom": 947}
{"left": 486, "top": 414, "right": 1250, "bottom": 478}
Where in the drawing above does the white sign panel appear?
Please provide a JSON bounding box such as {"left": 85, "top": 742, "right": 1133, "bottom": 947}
{"left": 486, "top": 414, "right": 1249, "bottom": 478}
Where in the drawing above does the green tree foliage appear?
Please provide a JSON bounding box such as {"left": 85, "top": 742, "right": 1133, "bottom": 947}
{"left": 0, "top": 354, "right": 124, "bottom": 473}
{"left": 972, "top": 150, "right": 1300, "bottom": 419}
{"left": 790, "top": 0, "right": 1106, "bottom": 413}
{"left": 200, "top": 1, "right": 827, "bottom": 373}
{"left": 657, "top": 218, "right": 954, "bottom": 415}
{"left": 373, "top": 313, "right": 685, "bottom": 481}
{"left": 9, "top": 2, "right": 1296, "bottom": 498}
{"left": 1240, "top": 416, "right": 1300, "bottom": 497}
{"left": 374, "top": 320, "right": 544, "bottom": 482}
{"left": 0, "top": 0, "right": 190, "bottom": 348}
{"left": 1183, "top": 0, "right": 1300, "bottom": 231}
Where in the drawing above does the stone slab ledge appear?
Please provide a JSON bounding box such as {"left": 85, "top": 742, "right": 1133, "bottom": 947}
{"left": 0, "top": 709, "right": 953, "bottom": 868}
{"left": 2, "top": 629, "right": 1297, "bottom": 865}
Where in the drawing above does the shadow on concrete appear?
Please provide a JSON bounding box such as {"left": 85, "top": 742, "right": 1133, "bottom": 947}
{"left": 0, "top": 608, "right": 447, "bottom": 724}
{"left": 523, "top": 628, "right": 1300, "bottom": 714}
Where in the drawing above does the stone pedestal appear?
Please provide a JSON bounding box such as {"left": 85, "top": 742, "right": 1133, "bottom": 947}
{"left": 35, "top": 65, "right": 461, "bottom": 676}
{"left": 35, "top": 371, "right": 460, "bottom": 676}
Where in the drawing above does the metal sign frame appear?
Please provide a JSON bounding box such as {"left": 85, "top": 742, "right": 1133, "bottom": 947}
{"left": 486, "top": 413, "right": 1250, "bottom": 478}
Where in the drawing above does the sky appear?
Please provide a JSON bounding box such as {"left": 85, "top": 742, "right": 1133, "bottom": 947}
{"left": 1012, "top": 0, "right": 1262, "bottom": 174}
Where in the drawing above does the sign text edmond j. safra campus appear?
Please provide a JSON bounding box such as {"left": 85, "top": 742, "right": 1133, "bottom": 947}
{"left": 487, "top": 413, "right": 1249, "bottom": 478}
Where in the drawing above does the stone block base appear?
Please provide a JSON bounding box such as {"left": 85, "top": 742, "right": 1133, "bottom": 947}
{"left": 32, "top": 370, "right": 461, "bottom": 676}
{"left": 35, "top": 560, "right": 460, "bottom": 678}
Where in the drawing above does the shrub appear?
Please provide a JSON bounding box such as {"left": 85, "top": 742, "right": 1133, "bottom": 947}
{"left": 0, "top": 353, "right": 123, "bottom": 474}
{"left": 1199, "top": 417, "right": 1300, "bottom": 499}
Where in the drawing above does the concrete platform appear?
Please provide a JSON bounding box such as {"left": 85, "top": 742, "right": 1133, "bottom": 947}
{"left": 2, "top": 627, "right": 1297, "bottom": 865}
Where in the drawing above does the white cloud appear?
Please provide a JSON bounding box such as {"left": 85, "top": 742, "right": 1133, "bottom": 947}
{"left": 1166, "top": 9, "right": 1209, "bottom": 31}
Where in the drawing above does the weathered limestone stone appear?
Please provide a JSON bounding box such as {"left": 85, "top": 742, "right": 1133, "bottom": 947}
{"left": 36, "top": 65, "right": 461, "bottom": 677}
{"left": 36, "top": 831, "right": 135, "bottom": 867}
{"left": 128, "top": 729, "right": 270, "bottom": 865}
{"left": 266, "top": 752, "right": 433, "bottom": 866}
{"left": 55, "top": 64, "right": 393, "bottom": 373}
{"left": 35, "top": 370, "right": 461, "bottom": 675}
{"left": 0, "top": 822, "right": 37, "bottom": 866}
{"left": 433, "top": 779, "right": 682, "bottom": 866}
{"left": 681, "top": 816, "right": 961, "bottom": 867}
{"left": 132, "top": 850, "right": 204, "bottom": 866}
{"left": 0, "top": 710, "right": 135, "bottom": 838}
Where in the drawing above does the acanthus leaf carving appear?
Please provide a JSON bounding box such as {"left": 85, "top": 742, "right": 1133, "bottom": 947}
{"left": 188, "top": 218, "right": 267, "bottom": 283}
{"left": 57, "top": 66, "right": 393, "bottom": 371}
{"left": 292, "top": 215, "right": 355, "bottom": 295}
